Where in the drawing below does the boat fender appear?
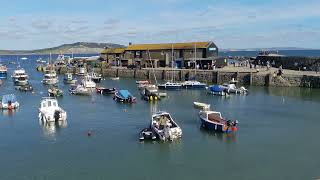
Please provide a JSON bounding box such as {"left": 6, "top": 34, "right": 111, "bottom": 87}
{"left": 154, "top": 96, "right": 157, "bottom": 101}
{"left": 149, "top": 96, "right": 153, "bottom": 101}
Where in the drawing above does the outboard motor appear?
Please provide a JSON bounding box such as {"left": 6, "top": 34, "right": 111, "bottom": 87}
{"left": 54, "top": 110, "right": 60, "bottom": 122}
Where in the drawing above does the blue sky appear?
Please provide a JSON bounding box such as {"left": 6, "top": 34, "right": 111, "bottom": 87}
{"left": 0, "top": 0, "right": 319, "bottom": 50}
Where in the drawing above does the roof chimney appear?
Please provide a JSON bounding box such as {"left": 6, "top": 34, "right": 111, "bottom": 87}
{"left": 129, "top": 42, "right": 132, "bottom": 46}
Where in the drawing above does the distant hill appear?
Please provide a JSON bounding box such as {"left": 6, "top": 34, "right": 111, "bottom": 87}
{"left": 220, "top": 47, "right": 318, "bottom": 52}
{"left": 0, "top": 42, "right": 125, "bottom": 55}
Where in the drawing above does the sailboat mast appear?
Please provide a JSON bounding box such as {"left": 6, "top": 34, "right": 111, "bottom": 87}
{"left": 171, "top": 44, "right": 174, "bottom": 82}
{"left": 148, "top": 49, "right": 158, "bottom": 84}
{"left": 194, "top": 42, "right": 197, "bottom": 75}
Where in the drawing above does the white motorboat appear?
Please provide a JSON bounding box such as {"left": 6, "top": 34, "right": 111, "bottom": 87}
{"left": 69, "top": 84, "right": 91, "bottom": 96}
{"left": 182, "top": 80, "right": 206, "bottom": 89}
{"left": 38, "top": 97, "right": 67, "bottom": 123}
{"left": 12, "top": 67, "right": 29, "bottom": 86}
{"left": 193, "top": 102, "right": 210, "bottom": 110}
{"left": 151, "top": 111, "right": 182, "bottom": 141}
{"left": 157, "top": 82, "right": 182, "bottom": 90}
{"left": 90, "top": 72, "right": 102, "bottom": 83}
{"left": 221, "top": 78, "right": 248, "bottom": 94}
{"left": 81, "top": 74, "right": 96, "bottom": 88}
{"left": 111, "top": 77, "right": 120, "bottom": 80}
{"left": 42, "top": 70, "right": 59, "bottom": 85}
{"left": 0, "top": 94, "right": 20, "bottom": 110}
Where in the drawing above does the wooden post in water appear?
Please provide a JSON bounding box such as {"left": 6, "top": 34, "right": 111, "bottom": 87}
{"left": 216, "top": 71, "right": 220, "bottom": 84}
{"left": 116, "top": 69, "right": 119, "bottom": 77}
{"left": 249, "top": 72, "right": 253, "bottom": 86}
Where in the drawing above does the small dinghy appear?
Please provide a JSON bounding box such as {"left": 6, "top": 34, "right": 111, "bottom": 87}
{"left": 140, "top": 86, "right": 161, "bottom": 101}
{"left": 16, "top": 84, "right": 33, "bottom": 92}
{"left": 48, "top": 87, "right": 63, "bottom": 97}
{"left": 136, "top": 80, "right": 149, "bottom": 84}
{"left": 0, "top": 94, "right": 20, "bottom": 110}
{"left": 139, "top": 128, "right": 157, "bottom": 141}
{"left": 38, "top": 97, "right": 67, "bottom": 123}
{"left": 111, "top": 77, "right": 120, "bottom": 80}
{"left": 113, "top": 90, "right": 136, "bottom": 103}
{"left": 96, "top": 87, "right": 116, "bottom": 95}
{"left": 193, "top": 102, "right": 210, "bottom": 110}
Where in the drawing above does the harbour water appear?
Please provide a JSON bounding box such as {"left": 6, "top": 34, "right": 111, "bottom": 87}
{"left": 1, "top": 55, "right": 320, "bottom": 179}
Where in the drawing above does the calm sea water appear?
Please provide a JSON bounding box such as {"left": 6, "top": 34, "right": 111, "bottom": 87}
{"left": 1, "top": 54, "right": 320, "bottom": 180}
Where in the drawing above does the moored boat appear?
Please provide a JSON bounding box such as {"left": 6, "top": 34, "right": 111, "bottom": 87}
{"left": 111, "top": 77, "right": 120, "bottom": 80}
{"left": 139, "top": 128, "right": 157, "bottom": 141}
{"left": 69, "top": 84, "right": 91, "bottom": 96}
{"left": 207, "top": 85, "right": 229, "bottom": 96}
{"left": 81, "top": 74, "right": 96, "bottom": 88}
{"left": 0, "top": 94, "right": 20, "bottom": 110}
{"left": 38, "top": 97, "right": 67, "bottom": 123}
{"left": 221, "top": 78, "right": 248, "bottom": 94}
{"left": 15, "top": 84, "right": 33, "bottom": 92}
{"left": 182, "top": 80, "right": 206, "bottom": 89}
{"left": 90, "top": 72, "right": 102, "bottom": 83}
{"left": 151, "top": 111, "right": 182, "bottom": 141}
{"left": 48, "top": 87, "right": 64, "bottom": 97}
{"left": 0, "top": 64, "right": 8, "bottom": 79}
{"left": 193, "top": 102, "right": 210, "bottom": 110}
{"left": 157, "top": 82, "right": 182, "bottom": 90}
{"left": 199, "top": 110, "right": 238, "bottom": 133}
{"left": 113, "top": 90, "right": 136, "bottom": 103}
{"left": 12, "top": 67, "right": 29, "bottom": 86}
{"left": 136, "top": 80, "right": 149, "bottom": 84}
{"left": 42, "top": 69, "right": 59, "bottom": 85}
{"left": 96, "top": 87, "right": 116, "bottom": 95}
{"left": 141, "top": 86, "right": 161, "bottom": 101}
{"left": 63, "top": 73, "right": 77, "bottom": 84}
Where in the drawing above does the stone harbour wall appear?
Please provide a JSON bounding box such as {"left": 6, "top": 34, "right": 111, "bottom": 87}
{"left": 53, "top": 67, "right": 320, "bottom": 88}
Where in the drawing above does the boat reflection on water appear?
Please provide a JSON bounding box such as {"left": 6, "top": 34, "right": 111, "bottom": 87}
{"left": 1, "top": 109, "right": 19, "bottom": 117}
{"left": 39, "top": 120, "right": 68, "bottom": 138}
{"left": 199, "top": 126, "right": 237, "bottom": 143}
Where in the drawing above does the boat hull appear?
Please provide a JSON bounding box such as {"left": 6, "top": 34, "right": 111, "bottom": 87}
{"left": 158, "top": 85, "right": 182, "bottom": 90}
{"left": 183, "top": 84, "right": 206, "bottom": 89}
{"left": 200, "top": 117, "right": 224, "bottom": 132}
{"left": 0, "top": 72, "right": 7, "bottom": 79}
{"left": 92, "top": 78, "right": 101, "bottom": 83}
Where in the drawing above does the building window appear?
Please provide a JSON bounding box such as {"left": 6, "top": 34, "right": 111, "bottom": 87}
{"left": 209, "top": 47, "right": 216, "bottom": 51}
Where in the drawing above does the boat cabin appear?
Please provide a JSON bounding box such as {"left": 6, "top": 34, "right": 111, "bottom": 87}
{"left": 40, "top": 98, "right": 59, "bottom": 109}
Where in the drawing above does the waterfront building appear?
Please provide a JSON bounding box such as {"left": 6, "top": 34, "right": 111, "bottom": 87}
{"left": 100, "top": 48, "right": 126, "bottom": 66}
{"left": 101, "top": 41, "right": 221, "bottom": 69}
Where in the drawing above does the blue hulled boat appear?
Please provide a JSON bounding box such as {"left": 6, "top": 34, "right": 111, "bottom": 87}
{"left": 113, "top": 90, "right": 136, "bottom": 103}
{"left": 207, "top": 85, "right": 228, "bottom": 96}
{"left": 199, "top": 110, "right": 238, "bottom": 133}
{"left": 0, "top": 64, "right": 8, "bottom": 79}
